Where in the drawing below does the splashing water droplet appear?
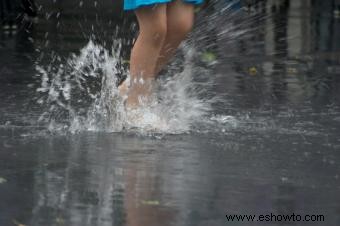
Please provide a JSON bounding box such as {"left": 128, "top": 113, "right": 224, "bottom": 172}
{"left": 35, "top": 40, "right": 220, "bottom": 135}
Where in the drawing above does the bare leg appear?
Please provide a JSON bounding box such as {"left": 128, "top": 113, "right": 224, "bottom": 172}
{"left": 154, "top": 0, "right": 195, "bottom": 75}
{"left": 121, "top": 5, "right": 167, "bottom": 108}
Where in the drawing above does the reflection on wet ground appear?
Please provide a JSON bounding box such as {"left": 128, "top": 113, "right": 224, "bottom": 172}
{"left": 1, "top": 0, "right": 340, "bottom": 225}
{"left": 1, "top": 131, "right": 339, "bottom": 226}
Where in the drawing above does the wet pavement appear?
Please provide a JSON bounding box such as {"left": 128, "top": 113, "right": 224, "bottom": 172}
{"left": 1, "top": 0, "right": 340, "bottom": 226}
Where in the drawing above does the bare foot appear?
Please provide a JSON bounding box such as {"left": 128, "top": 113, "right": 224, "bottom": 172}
{"left": 122, "top": 77, "right": 156, "bottom": 109}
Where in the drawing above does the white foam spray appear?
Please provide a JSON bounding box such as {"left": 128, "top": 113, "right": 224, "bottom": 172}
{"left": 35, "top": 40, "right": 227, "bottom": 135}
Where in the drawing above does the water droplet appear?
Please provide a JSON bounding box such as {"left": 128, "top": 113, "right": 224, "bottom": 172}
{"left": 0, "top": 177, "right": 7, "bottom": 184}
{"left": 281, "top": 177, "right": 288, "bottom": 182}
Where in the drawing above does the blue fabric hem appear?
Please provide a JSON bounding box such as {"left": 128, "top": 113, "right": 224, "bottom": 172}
{"left": 124, "top": 0, "right": 171, "bottom": 10}
{"left": 124, "top": 0, "right": 203, "bottom": 11}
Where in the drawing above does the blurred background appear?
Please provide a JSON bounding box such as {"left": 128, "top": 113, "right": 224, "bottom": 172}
{"left": 1, "top": 0, "right": 340, "bottom": 68}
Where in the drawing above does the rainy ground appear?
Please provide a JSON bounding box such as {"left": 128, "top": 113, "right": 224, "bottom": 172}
{"left": 0, "top": 0, "right": 340, "bottom": 225}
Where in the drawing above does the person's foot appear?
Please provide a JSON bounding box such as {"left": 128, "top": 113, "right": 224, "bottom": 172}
{"left": 119, "top": 77, "right": 156, "bottom": 109}
{"left": 125, "top": 108, "right": 168, "bottom": 131}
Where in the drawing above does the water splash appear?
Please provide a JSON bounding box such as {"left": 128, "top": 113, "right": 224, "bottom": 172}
{"left": 36, "top": 40, "right": 125, "bottom": 133}
{"left": 35, "top": 40, "right": 218, "bottom": 134}
{"left": 33, "top": 1, "right": 262, "bottom": 135}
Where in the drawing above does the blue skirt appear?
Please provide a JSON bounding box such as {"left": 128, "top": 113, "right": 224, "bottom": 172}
{"left": 124, "top": 0, "right": 204, "bottom": 11}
